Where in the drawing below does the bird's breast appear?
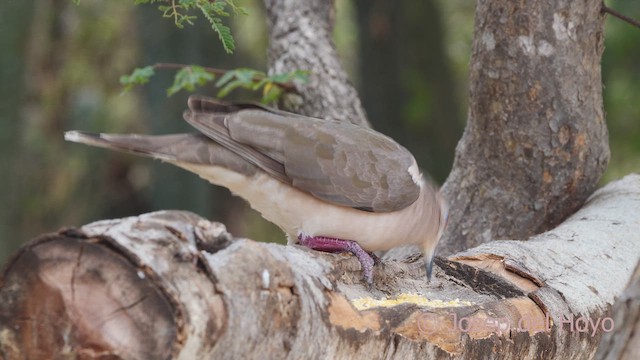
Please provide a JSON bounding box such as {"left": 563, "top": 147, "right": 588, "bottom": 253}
{"left": 176, "top": 163, "right": 431, "bottom": 252}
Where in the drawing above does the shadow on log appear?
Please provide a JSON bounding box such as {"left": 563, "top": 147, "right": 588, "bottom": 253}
{"left": 1, "top": 174, "right": 639, "bottom": 359}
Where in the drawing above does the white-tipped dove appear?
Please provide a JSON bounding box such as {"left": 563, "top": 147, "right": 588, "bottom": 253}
{"left": 65, "top": 95, "right": 448, "bottom": 287}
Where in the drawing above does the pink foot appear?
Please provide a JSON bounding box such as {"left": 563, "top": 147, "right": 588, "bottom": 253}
{"left": 298, "top": 234, "right": 375, "bottom": 288}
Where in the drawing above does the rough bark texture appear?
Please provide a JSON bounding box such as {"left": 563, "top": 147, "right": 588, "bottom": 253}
{"left": 440, "top": 0, "right": 610, "bottom": 254}
{"left": 263, "top": 0, "right": 369, "bottom": 126}
{"left": 594, "top": 260, "right": 640, "bottom": 360}
{"left": 1, "top": 175, "right": 638, "bottom": 359}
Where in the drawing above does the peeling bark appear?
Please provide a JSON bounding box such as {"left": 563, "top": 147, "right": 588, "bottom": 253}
{"left": 594, "top": 259, "right": 640, "bottom": 360}
{"left": 1, "top": 175, "right": 639, "bottom": 359}
{"left": 440, "top": 0, "right": 610, "bottom": 254}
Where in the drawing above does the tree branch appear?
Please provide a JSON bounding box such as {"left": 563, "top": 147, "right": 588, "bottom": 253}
{"left": 1, "top": 175, "right": 639, "bottom": 358}
{"left": 602, "top": 5, "right": 640, "bottom": 30}
{"left": 152, "top": 62, "right": 298, "bottom": 92}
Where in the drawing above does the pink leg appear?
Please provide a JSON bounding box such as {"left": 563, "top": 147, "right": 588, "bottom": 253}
{"left": 298, "top": 234, "right": 375, "bottom": 288}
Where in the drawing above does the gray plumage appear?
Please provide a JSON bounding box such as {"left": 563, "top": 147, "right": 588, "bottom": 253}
{"left": 183, "top": 96, "right": 421, "bottom": 212}
{"left": 65, "top": 95, "right": 448, "bottom": 283}
{"left": 69, "top": 96, "right": 421, "bottom": 213}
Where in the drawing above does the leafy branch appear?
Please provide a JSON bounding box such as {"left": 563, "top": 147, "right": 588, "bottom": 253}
{"left": 76, "top": 0, "right": 309, "bottom": 103}
{"left": 134, "top": 0, "right": 247, "bottom": 53}
{"left": 120, "top": 63, "right": 309, "bottom": 104}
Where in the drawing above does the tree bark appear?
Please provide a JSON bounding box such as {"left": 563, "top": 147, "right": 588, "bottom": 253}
{"left": 1, "top": 175, "right": 639, "bottom": 359}
{"left": 594, "top": 259, "right": 640, "bottom": 360}
{"left": 263, "top": 0, "right": 369, "bottom": 126}
{"left": 440, "top": 0, "right": 610, "bottom": 254}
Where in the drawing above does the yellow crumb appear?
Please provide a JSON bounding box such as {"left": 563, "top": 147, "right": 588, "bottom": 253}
{"left": 351, "top": 293, "right": 473, "bottom": 311}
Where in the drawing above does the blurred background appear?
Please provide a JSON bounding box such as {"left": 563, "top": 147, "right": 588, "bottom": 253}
{"left": 1, "top": 0, "right": 638, "bottom": 267}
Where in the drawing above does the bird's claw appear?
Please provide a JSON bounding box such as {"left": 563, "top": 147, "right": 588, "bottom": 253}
{"left": 298, "top": 234, "right": 376, "bottom": 288}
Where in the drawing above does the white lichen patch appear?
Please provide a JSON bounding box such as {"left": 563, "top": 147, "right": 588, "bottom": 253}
{"left": 482, "top": 32, "right": 496, "bottom": 51}
{"left": 518, "top": 36, "right": 535, "bottom": 55}
{"left": 351, "top": 293, "right": 474, "bottom": 311}
{"left": 516, "top": 36, "right": 555, "bottom": 57}
{"left": 553, "top": 13, "right": 575, "bottom": 41}
{"left": 538, "top": 40, "right": 555, "bottom": 56}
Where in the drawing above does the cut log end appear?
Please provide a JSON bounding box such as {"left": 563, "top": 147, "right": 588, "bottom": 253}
{"left": 0, "top": 235, "right": 177, "bottom": 360}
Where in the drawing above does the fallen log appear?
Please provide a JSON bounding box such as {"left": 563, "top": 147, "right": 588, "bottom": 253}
{"left": 1, "top": 174, "right": 639, "bottom": 359}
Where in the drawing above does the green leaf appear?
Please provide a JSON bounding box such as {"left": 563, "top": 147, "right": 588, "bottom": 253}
{"left": 208, "top": 1, "right": 230, "bottom": 17}
{"left": 234, "top": 68, "right": 261, "bottom": 83}
{"left": 212, "top": 18, "right": 235, "bottom": 54}
{"left": 225, "top": 0, "right": 248, "bottom": 15}
{"left": 167, "top": 66, "right": 215, "bottom": 96}
{"left": 211, "top": 68, "right": 307, "bottom": 101}
{"left": 269, "top": 70, "right": 310, "bottom": 84}
{"left": 250, "top": 78, "right": 268, "bottom": 91}
{"left": 179, "top": 0, "right": 198, "bottom": 7}
{"left": 261, "top": 85, "right": 283, "bottom": 105}
{"left": 217, "top": 79, "right": 246, "bottom": 98}
{"left": 130, "top": 0, "right": 246, "bottom": 55}
{"left": 292, "top": 71, "right": 310, "bottom": 83}
{"left": 199, "top": 4, "right": 235, "bottom": 54}
{"left": 213, "top": 68, "right": 266, "bottom": 97}
{"left": 120, "top": 66, "right": 156, "bottom": 92}
{"left": 215, "top": 70, "right": 237, "bottom": 87}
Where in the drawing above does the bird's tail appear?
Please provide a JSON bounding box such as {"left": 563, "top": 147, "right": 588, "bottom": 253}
{"left": 64, "top": 131, "right": 203, "bottom": 162}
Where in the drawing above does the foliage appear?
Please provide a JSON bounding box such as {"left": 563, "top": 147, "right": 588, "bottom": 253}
{"left": 120, "top": 65, "right": 309, "bottom": 104}
{"left": 167, "top": 66, "right": 215, "bottom": 96}
{"left": 215, "top": 68, "right": 309, "bottom": 103}
{"left": 76, "top": 0, "right": 305, "bottom": 103}
{"left": 135, "top": 0, "right": 247, "bottom": 54}
{"left": 119, "top": 66, "right": 156, "bottom": 92}
{"left": 72, "top": 0, "right": 249, "bottom": 54}
{"left": 74, "top": 0, "right": 246, "bottom": 53}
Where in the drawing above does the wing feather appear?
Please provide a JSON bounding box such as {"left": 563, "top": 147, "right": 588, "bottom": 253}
{"left": 184, "top": 96, "right": 421, "bottom": 212}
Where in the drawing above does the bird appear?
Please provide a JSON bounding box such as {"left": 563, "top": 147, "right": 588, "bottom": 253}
{"left": 64, "top": 95, "right": 448, "bottom": 287}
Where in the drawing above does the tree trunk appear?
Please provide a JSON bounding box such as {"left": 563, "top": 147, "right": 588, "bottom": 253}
{"left": 263, "top": 0, "right": 369, "bottom": 126}
{"left": 2, "top": 175, "right": 639, "bottom": 359}
{"left": 440, "top": 0, "right": 610, "bottom": 254}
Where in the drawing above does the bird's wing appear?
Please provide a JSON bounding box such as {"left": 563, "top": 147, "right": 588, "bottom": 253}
{"left": 184, "top": 96, "right": 421, "bottom": 212}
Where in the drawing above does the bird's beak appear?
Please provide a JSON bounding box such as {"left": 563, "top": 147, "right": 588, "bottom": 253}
{"left": 424, "top": 250, "right": 435, "bottom": 282}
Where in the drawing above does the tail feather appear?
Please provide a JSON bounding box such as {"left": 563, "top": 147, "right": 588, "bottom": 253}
{"left": 64, "top": 131, "right": 260, "bottom": 177}
{"left": 64, "top": 131, "right": 195, "bottom": 162}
